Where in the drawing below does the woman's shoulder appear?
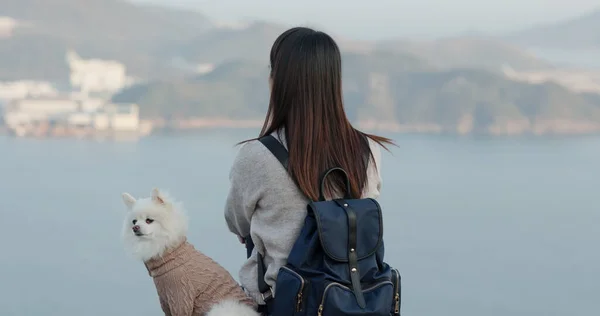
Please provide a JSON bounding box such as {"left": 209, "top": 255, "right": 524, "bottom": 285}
{"left": 229, "top": 137, "right": 292, "bottom": 192}
{"left": 231, "top": 137, "right": 285, "bottom": 174}
{"left": 234, "top": 130, "right": 288, "bottom": 163}
{"left": 233, "top": 140, "right": 267, "bottom": 166}
{"left": 235, "top": 139, "right": 264, "bottom": 157}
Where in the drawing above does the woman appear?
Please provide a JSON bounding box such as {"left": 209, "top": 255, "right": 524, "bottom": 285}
{"left": 224, "top": 26, "right": 394, "bottom": 308}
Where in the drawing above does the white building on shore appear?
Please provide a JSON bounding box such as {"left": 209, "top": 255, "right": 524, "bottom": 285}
{"left": 0, "top": 16, "right": 18, "bottom": 38}
{"left": 0, "top": 81, "right": 59, "bottom": 101}
{"left": 2, "top": 97, "right": 147, "bottom": 138}
{"left": 3, "top": 97, "right": 79, "bottom": 127}
{"left": 67, "top": 102, "right": 140, "bottom": 131}
{"left": 66, "top": 50, "right": 134, "bottom": 97}
{"left": 0, "top": 49, "right": 148, "bottom": 139}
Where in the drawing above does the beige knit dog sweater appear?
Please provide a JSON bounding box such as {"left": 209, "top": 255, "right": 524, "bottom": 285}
{"left": 144, "top": 238, "right": 256, "bottom": 315}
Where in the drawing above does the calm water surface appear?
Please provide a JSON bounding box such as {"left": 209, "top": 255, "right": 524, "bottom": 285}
{"left": 0, "top": 131, "right": 598, "bottom": 316}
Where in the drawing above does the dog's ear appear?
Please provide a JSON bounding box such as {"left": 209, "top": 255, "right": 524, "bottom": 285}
{"left": 151, "top": 188, "right": 167, "bottom": 205}
{"left": 122, "top": 193, "right": 136, "bottom": 209}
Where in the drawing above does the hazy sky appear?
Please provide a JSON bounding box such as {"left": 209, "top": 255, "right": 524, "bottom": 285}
{"left": 134, "top": 0, "right": 599, "bottom": 40}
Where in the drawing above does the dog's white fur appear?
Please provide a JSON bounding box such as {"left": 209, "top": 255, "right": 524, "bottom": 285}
{"left": 121, "top": 188, "right": 188, "bottom": 261}
{"left": 121, "top": 189, "right": 260, "bottom": 316}
{"left": 206, "top": 299, "right": 262, "bottom": 316}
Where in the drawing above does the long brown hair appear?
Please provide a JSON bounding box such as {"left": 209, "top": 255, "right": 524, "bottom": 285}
{"left": 243, "top": 27, "right": 395, "bottom": 201}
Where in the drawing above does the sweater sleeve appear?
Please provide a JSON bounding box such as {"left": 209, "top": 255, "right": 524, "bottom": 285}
{"left": 224, "top": 142, "right": 267, "bottom": 238}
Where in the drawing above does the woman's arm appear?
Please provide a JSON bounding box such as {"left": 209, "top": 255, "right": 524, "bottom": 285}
{"left": 224, "top": 141, "right": 266, "bottom": 238}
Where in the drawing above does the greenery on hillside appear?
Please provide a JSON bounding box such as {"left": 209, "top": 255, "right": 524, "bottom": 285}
{"left": 113, "top": 55, "right": 600, "bottom": 135}
{"left": 112, "top": 50, "right": 432, "bottom": 119}
{"left": 113, "top": 60, "right": 270, "bottom": 119}
{"left": 388, "top": 69, "right": 600, "bottom": 128}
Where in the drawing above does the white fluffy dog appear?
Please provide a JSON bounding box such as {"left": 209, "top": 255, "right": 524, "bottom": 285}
{"left": 121, "top": 188, "right": 259, "bottom": 316}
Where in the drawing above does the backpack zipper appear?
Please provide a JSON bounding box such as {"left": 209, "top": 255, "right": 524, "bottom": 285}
{"left": 280, "top": 266, "right": 305, "bottom": 312}
{"left": 317, "top": 281, "right": 393, "bottom": 316}
{"left": 392, "top": 269, "right": 401, "bottom": 315}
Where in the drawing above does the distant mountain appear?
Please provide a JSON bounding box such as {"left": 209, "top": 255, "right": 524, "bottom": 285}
{"left": 0, "top": 0, "right": 555, "bottom": 83}
{"left": 0, "top": 33, "right": 69, "bottom": 81}
{"left": 113, "top": 55, "right": 600, "bottom": 136}
{"left": 170, "top": 23, "right": 553, "bottom": 72}
{"left": 503, "top": 9, "right": 600, "bottom": 49}
{"left": 0, "top": 0, "right": 212, "bottom": 81}
{"left": 172, "top": 21, "right": 287, "bottom": 65}
{"left": 113, "top": 59, "right": 270, "bottom": 119}
{"left": 376, "top": 37, "right": 554, "bottom": 71}
{"left": 5, "top": 0, "right": 599, "bottom": 136}
{"left": 3, "top": 0, "right": 211, "bottom": 41}
{"left": 112, "top": 51, "right": 431, "bottom": 120}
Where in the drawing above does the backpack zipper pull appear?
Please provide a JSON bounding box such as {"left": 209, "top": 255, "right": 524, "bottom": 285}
{"left": 318, "top": 304, "right": 323, "bottom": 316}
{"left": 296, "top": 292, "right": 303, "bottom": 311}
{"left": 394, "top": 293, "right": 400, "bottom": 314}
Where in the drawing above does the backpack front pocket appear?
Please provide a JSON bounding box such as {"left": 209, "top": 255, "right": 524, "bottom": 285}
{"left": 317, "top": 280, "right": 394, "bottom": 316}
{"left": 272, "top": 265, "right": 308, "bottom": 315}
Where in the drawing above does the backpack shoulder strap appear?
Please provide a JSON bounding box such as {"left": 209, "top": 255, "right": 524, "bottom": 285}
{"left": 247, "top": 134, "right": 288, "bottom": 306}
{"left": 258, "top": 134, "right": 289, "bottom": 170}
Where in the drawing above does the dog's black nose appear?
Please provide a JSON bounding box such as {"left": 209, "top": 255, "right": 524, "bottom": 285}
{"left": 132, "top": 225, "right": 140, "bottom": 232}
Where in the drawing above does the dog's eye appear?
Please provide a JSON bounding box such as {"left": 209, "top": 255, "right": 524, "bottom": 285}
{"left": 132, "top": 219, "right": 137, "bottom": 225}
{"left": 146, "top": 219, "right": 154, "bottom": 224}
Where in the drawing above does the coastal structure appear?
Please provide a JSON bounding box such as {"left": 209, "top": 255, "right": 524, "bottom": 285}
{"left": 0, "top": 81, "right": 59, "bottom": 101}
{"left": 0, "top": 49, "right": 151, "bottom": 140}
{"left": 0, "top": 16, "right": 18, "bottom": 38}
{"left": 2, "top": 97, "right": 152, "bottom": 139}
{"left": 66, "top": 50, "right": 135, "bottom": 97}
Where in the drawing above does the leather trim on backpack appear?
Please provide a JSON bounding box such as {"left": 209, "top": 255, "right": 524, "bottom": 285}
{"left": 308, "top": 197, "right": 384, "bottom": 262}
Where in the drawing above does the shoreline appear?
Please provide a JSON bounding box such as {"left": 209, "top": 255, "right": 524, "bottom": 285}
{"left": 2, "top": 117, "right": 600, "bottom": 139}
{"left": 152, "top": 118, "right": 600, "bottom": 137}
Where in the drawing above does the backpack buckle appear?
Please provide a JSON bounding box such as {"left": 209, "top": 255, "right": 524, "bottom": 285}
{"left": 261, "top": 288, "right": 274, "bottom": 302}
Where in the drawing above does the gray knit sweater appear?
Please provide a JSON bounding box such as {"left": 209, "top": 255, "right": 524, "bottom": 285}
{"left": 224, "top": 130, "right": 383, "bottom": 305}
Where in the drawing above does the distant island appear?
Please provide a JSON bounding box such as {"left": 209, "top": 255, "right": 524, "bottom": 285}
{"left": 2, "top": 0, "right": 600, "bottom": 137}
{"left": 112, "top": 55, "right": 600, "bottom": 136}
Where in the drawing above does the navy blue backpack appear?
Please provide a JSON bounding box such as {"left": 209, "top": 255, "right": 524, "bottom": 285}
{"left": 247, "top": 134, "right": 402, "bottom": 316}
